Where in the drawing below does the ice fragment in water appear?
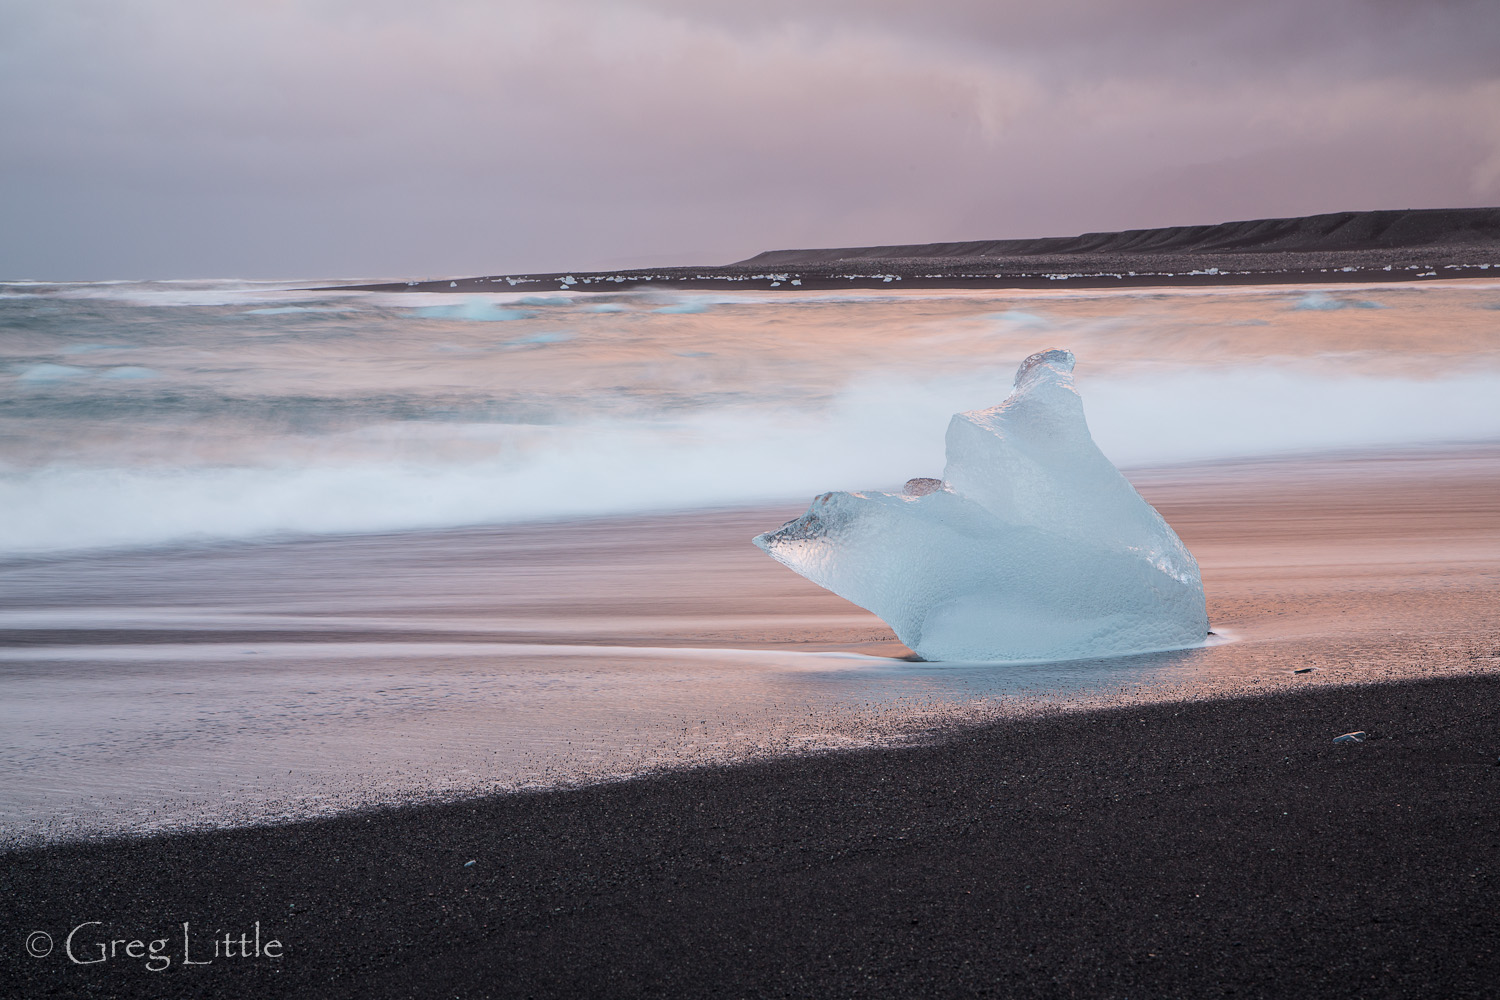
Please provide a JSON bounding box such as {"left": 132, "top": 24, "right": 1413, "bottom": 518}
{"left": 753, "top": 349, "right": 1208, "bottom": 662}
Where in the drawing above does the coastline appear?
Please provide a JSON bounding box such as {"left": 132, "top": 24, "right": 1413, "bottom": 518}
{"left": 2, "top": 435, "right": 1496, "bottom": 994}
{"left": 5, "top": 673, "right": 1497, "bottom": 998}
{"left": 322, "top": 207, "right": 1500, "bottom": 294}
{"left": 323, "top": 261, "right": 1497, "bottom": 294}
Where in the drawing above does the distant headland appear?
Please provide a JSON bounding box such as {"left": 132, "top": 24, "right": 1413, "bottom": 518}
{"left": 329, "top": 207, "right": 1500, "bottom": 293}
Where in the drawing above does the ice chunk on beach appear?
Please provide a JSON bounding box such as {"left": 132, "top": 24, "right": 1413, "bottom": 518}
{"left": 753, "top": 349, "right": 1208, "bottom": 662}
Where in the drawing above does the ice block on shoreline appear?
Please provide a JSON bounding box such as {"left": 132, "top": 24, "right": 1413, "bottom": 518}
{"left": 753, "top": 349, "right": 1209, "bottom": 662}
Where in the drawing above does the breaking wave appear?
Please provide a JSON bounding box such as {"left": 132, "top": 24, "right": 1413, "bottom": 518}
{"left": 3, "top": 366, "right": 1499, "bottom": 554}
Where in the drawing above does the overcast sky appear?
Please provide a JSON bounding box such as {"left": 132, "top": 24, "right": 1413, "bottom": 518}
{"left": 2, "top": 0, "right": 1497, "bottom": 279}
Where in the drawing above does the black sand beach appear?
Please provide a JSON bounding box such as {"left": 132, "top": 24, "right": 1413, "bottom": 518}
{"left": 4, "top": 674, "right": 1497, "bottom": 999}
{"left": 3, "top": 446, "right": 1498, "bottom": 999}
{"left": 2, "top": 401, "right": 1497, "bottom": 997}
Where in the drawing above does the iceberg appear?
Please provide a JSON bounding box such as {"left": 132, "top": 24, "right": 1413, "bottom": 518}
{"left": 753, "top": 349, "right": 1208, "bottom": 662}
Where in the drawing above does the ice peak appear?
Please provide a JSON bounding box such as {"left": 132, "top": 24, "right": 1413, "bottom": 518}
{"left": 1014, "top": 347, "right": 1075, "bottom": 388}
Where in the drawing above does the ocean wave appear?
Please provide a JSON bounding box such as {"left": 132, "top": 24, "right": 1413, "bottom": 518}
{"left": 5, "top": 279, "right": 1500, "bottom": 554}
{"left": 2, "top": 367, "right": 1498, "bottom": 555}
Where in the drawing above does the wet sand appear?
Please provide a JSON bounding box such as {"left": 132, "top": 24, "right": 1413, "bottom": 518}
{"left": 6, "top": 444, "right": 1498, "bottom": 657}
{"left": 1, "top": 447, "right": 1498, "bottom": 845}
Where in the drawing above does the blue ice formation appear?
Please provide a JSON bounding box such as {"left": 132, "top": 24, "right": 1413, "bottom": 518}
{"left": 414, "top": 298, "right": 532, "bottom": 322}
{"left": 754, "top": 349, "right": 1208, "bottom": 662}
{"left": 1291, "top": 292, "right": 1383, "bottom": 311}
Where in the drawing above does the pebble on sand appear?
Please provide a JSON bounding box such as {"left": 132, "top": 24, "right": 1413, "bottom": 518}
{"left": 1333, "top": 731, "right": 1367, "bottom": 744}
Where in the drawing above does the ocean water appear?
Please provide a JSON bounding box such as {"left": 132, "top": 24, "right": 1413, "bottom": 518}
{"left": 2, "top": 278, "right": 1498, "bottom": 843}
{"left": 2, "top": 278, "right": 1499, "bottom": 554}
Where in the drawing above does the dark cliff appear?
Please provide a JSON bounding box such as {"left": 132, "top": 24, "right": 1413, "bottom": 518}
{"left": 734, "top": 208, "right": 1500, "bottom": 267}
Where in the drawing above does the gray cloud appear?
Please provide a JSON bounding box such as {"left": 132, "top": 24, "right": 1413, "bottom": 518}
{"left": 1, "top": 0, "right": 1496, "bottom": 279}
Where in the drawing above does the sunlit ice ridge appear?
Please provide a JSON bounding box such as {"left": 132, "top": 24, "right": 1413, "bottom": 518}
{"left": 2, "top": 276, "right": 1499, "bottom": 555}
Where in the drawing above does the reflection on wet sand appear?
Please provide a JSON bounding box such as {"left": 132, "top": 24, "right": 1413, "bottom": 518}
{"left": 0, "top": 445, "right": 1496, "bottom": 843}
